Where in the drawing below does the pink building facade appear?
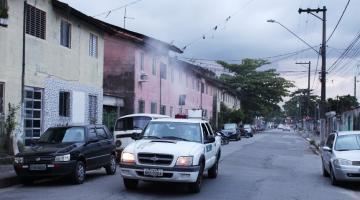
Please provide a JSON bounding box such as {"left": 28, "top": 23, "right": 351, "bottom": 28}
{"left": 102, "top": 23, "right": 240, "bottom": 128}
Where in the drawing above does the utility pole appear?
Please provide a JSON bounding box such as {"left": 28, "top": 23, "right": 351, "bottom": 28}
{"left": 355, "top": 76, "right": 357, "bottom": 98}
{"left": 296, "top": 61, "right": 311, "bottom": 117}
{"left": 299, "top": 6, "right": 327, "bottom": 119}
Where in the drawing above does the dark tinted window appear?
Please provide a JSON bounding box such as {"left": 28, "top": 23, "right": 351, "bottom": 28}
{"left": 326, "top": 134, "right": 335, "bottom": 148}
{"left": 96, "top": 128, "right": 108, "bottom": 139}
{"left": 201, "top": 123, "right": 210, "bottom": 139}
{"left": 88, "top": 128, "right": 97, "bottom": 140}
{"left": 39, "top": 127, "right": 85, "bottom": 143}
{"left": 115, "top": 116, "right": 151, "bottom": 131}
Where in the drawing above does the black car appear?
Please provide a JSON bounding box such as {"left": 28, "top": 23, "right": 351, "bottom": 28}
{"left": 14, "top": 125, "right": 117, "bottom": 185}
{"left": 221, "top": 123, "right": 241, "bottom": 141}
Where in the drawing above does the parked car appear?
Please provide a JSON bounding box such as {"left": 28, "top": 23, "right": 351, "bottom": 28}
{"left": 14, "top": 125, "right": 117, "bottom": 185}
{"left": 119, "top": 118, "right": 221, "bottom": 193}
{"left": 282, "top": 125, "right": 291, "bottom": 131}
{"left": 216, "top": 131, "right": 230, "bottom": 145}
{"left": 221, "top": 123, "right": 241, "bottom": 141}
{"left": 243, "top": 124, "right": 253, "bottom": 137}
{"left": 321, "top": 131, "right": 360, "bottom": 185}
{"left": 113, "top": 114, "right": 169, "bottom": 159}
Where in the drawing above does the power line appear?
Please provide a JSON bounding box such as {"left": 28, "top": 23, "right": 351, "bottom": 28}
{"left": 181, "top": 0, "right": 256, "bottom": 51}
{"left": 327, "top": 0, "right": 351, "bottom": 43}
{"left": 311, "top": 48, "right": 321, "bottom": 90}
{"left": 92, "top": 0, "right": 143, "bottom": 18}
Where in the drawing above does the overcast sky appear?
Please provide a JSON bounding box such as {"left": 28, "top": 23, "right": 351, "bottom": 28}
{"left": 61, "top": 0, "right": 360, "bottom": 100}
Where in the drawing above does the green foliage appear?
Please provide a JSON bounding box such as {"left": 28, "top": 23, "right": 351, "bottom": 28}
{"left": 327, "top": 95, "right": 358, "bottom": 114}
{"left": 218, "top": 102, "right": 244, "bottom": 128}
{"left": 217, "top": 59, "right": 294, "bottom": 122}
{"left": 283, "top": 89, "right": 320, "bottom": 119}
{"left": 3, "top": 103, "right": 19, "bottom": 155}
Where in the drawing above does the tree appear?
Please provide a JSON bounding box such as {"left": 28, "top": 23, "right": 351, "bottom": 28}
{"left": 283, "top": 89, "right": 320, "bottom": 120}
{"left": 327, "top": 95, "right": 358, "bottom": 114}
{"left": 218, "top": 102, "right": 245, "bottom": 129}
{"left": 218, "top": 59, "right": 294, "bottom": 123}
{"left": 3, "top": 103, "right": 20, "bottom": 155}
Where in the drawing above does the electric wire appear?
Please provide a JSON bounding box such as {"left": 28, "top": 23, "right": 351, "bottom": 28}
{"left": 327, "top": 0, "right": 351, "bottom": 43}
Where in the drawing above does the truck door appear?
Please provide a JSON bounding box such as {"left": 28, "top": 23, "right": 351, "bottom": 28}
{"left": 201, "top": 123, "right": 216, "bottom": 169}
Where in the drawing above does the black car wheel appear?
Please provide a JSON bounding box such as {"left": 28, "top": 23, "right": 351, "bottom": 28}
{"left": 72, "top": 161, "right": 85, "bottom": 184}
{"left": 189, "top": 161, "right": 204, "bottom": 193}
{"left": 105, "top": 154, "right": 117, "bottom": 175}
{"left": 123, "top": 178, "right": 139, "bottom": 190}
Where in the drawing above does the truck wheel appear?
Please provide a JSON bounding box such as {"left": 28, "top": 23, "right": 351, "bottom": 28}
{"left": 123, "top": 178, "right": 138, "bottom": 190}
{"left": 208, "top": 159, "right": 218, "bottom": 179}
{"left": 105, "top": 154, "right": 117, "bottom": 175}
{"left": 72, "top": 161, "right": 86, "bottom": 184}
{"left": 189, "top": 161, "right": 204, "bottom": 193}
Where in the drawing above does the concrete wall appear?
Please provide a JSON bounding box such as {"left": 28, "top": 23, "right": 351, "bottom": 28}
{"left": 0, "top": 0, "right": 104, "bottom": 141}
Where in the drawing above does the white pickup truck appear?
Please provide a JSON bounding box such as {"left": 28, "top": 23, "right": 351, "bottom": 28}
{"left": 119, "top": 118, "right": 221, "bottom": 193}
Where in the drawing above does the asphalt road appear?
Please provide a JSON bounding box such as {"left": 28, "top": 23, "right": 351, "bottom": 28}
{"left": 1, "top": 130, "right": 360, "bottom": 200}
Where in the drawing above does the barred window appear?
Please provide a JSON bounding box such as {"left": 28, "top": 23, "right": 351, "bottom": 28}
{"left": 151, "top": 102, "right": 157, "bottom": 114}
{"left": 60, "top": 20, "right": 71, "bottom": 48}
{"left": 25, "top": 4, "right": 46, "bottom": 39}
{"left": 138, "top": 100, "right": 145, "bottom": 113}
{"left": 59, "top": 91, "right": 70, "bottom": 117}
{"left": 89, "top": 95, "right": 98, "bottom": 124}
{"left": 89, "top": 33, "right": 98, "bottom": 57}
{"left": 0, "top": 0, "right": 8, "bottom": 18}
{"left": 160, "top": 105, "right": 166, "bottom": 115}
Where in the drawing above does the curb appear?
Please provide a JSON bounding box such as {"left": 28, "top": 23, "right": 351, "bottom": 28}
{"left": 0, "top": 175, "right": 19, "bottom": 188}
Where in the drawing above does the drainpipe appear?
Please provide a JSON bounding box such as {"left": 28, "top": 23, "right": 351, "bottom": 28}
{"left": 21, "top": 1, "right": 27, "bottom": 104}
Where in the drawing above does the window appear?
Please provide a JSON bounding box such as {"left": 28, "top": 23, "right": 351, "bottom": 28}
{"left": 192, "top": 78, "right": 195, "bottom": 90}
{"left": 160, "top": 63, "right": 167, "bottom": 79}
{"left": 89, "top": 33, "right": 98, "bottom": 57}
{"left": 25, "top": 4, "right": 46, "bottom": 39}
{"left": 96, "top": 128, "right": 108, "bottom": 139}
{"left": 24, "top": 87, "right": 43, "bottom": 145}
{"left": 88, "top": 128, "right": 97, "bottom": 140}
{"left": 138, "top": 100, "right": 145, "bottom": 113}
{"left": 170, "top": 106, "right": 173, "bottom": 117}
{"left": 326, "top": 134, "right": 335, "bottom": 149}
{"left": 89, "top": 95, "right": 98, "bottom": 124}
{"left": 0, "top": 82, "right": 3, "bottom": 115}
{"left": 59, "top": 91, "right": 70, "bottom": 117}
{"left": 201, "top": 123, "right": 210, "bottom": 140}
{"left": 140, "top": 52, "right": 145, "bottom": 71}
{"left": 0, "top": 0, "right": 8, "bottom": 19}
{"left": 205, "top": 85, "right": 208, "bottom": 94}
{"left": 151, "top": 102, "right": 157, "bottom": 114}
{"left": 60, "top": 20, "right": 71, "bottom": 48}
{"left": 197, "top": 80, "right": 200, "bottom": 92}
{"left": 160, "top": 105, "right": 166, "bottom": 115}
{"left": 115, "top": 116, "right": 151, "bottom": 131}
{"left": 152, "top": 57, "right": 156, "bottom": 75}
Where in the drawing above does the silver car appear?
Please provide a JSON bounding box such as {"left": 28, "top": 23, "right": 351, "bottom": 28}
{"left": 321, "top": 131, "right": 360, "bottom": 185}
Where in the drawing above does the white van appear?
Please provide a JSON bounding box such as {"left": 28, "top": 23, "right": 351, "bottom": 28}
{"left": 113, "top": 114, "right": 169, "bottom": 155}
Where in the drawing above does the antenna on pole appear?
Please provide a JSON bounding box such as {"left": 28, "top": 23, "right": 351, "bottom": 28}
{"left": 123, "top": 6, "right": 135, "bottom": 29}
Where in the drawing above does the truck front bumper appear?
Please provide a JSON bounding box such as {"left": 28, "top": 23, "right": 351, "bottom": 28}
{"left": 119, "top": 164, "right": 200, "bottom": 183}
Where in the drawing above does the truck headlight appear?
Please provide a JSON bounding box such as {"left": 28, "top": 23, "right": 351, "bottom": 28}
{"left": 334, "top": 158, "right": 352, "bottom": 166}
{"left": 55, "top": 154, "right": 71, "bottom": 162}
{"left": 14, "top": 157, "right": 24, "bottom": 164}
{"left": 176, "top": 156, "right": 193, "bottom": 166}
{"left": 121, "top": 152, "right": 135, "bottom": 164}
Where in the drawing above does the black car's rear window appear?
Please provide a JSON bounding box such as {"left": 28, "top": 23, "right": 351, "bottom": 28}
{"left": 115, "top": 116, "right": 151, "bottom": 131}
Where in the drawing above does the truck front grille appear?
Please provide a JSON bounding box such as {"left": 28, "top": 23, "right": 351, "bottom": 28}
{"left": 138, "top": 153, "right": 173, "bottom": 165}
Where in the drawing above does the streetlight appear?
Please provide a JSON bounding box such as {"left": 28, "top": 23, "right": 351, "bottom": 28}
{"left": 266, "top": 19, "right": 320, "bottom": 55}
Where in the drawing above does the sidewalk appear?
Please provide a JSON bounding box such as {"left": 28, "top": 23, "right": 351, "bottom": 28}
{"left": 296, "top": 130, "right": 321, "bottom": 155}
{"left": 0, "top": 162, "right": 19, "bottom": 188}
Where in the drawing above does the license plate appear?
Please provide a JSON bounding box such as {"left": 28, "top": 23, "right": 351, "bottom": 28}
{"left": 144, "top": 168, "right": 163, "bottom": 177}
{"left": 29, "top": 164, "right": 47, "bottom": 171}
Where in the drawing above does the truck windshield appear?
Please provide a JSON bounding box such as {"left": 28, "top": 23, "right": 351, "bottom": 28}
{"left": 224, "top": 124, "right": 237, "bottom": 130}
{"left": 115, "top": 116, "right": 151, "bottom": 131}
{"left": 143, "top": 122, "right": 201, "bottom": 142}
{"left": 38, "top": 127, "right": 85, "bottom": 144}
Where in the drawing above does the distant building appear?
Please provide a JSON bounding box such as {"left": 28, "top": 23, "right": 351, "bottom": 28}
{"left": 0, "top": 0, "right": 105, "bottom": 144}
